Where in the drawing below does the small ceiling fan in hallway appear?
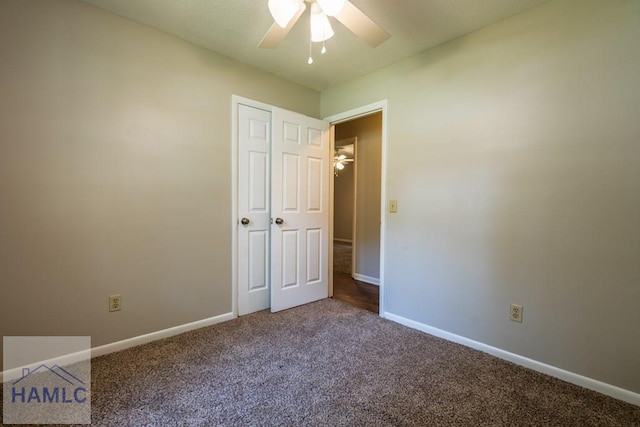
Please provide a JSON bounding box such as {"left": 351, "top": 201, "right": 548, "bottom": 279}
{"left": 334, "top": 154, "right": 353, "bottom": 170}
{"left": 259, "top": 0, "right": 390, "bottom": 63}
{"left": 334, "top": 144, "right": 354, "bottom": 175}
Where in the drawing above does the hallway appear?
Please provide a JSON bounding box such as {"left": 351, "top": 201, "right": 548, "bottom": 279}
{"left": 332, "top": 241, "right": 379, "bottom": 313}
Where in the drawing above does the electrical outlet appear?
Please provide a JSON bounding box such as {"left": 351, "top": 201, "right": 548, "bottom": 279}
{"left": 510, "top": 304, "right": 523, "bottom": 323}
{"left": 109, "top": 294, "right": 122, "bottom": 312}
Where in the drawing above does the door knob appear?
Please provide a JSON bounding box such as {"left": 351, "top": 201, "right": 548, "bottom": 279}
{"left": 240, "top": 217, "right": 250, "bottom": 225}
{"left": 275, "top": 217, "right": 284, "bottom": 225}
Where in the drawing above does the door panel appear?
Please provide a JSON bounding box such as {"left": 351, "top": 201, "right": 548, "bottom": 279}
{"left": 307, "top": 157, "right": 322, "bottom": 211}
{"left": 306, "top": 228, "right": 321, "bottom": 283}
{"left": 283, "top": 122, "right": 301, "bottom": 144}
{"left": 248, "top": 230, "right": 268, "bottom": 290}
{"left": 281, "top": 230, "right": 299, "bottom": 288}
{"left": 238, "top": 105, "right": 271, "bottom": 315}
{"left": 271, "top": 108, "right": 330, "bottom": 312}
{"left": 282, "top": 153, "right": 300, "bottom": 211}
{"left": 308, "top": 128, "right": 323, "bottom": 148}
{"left": 249, "top": 152, "right": 268, "bottom": 211}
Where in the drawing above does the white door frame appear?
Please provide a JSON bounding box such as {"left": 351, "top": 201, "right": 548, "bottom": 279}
{"left": 333, "top": 136, "right": 358, "bottom": 277}
{"left": 324, "top": 100, "right": 388, "bottom": 317}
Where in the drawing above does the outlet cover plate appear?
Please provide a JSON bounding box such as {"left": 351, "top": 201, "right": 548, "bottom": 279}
{"left": 109, "top": 294, "right": 122, "bottom": 312}
{"left": 510, "top": 304, "right": 523, "bottom": 322}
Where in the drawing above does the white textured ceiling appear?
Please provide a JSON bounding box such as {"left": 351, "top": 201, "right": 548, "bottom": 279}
{"left": 81, "top": 0, "right": 550, "bottom": 91}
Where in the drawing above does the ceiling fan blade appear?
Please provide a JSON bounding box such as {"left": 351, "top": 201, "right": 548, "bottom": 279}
{"left": 334, "top": 1, "right": 390, "bottom": 48}
{"left": 258, "top": 3, "right": 306, "bottom": 49}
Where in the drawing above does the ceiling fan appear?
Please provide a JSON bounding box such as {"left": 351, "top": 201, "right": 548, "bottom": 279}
{"left": 259, "top": 0, "right": 390, "bottom": 62}
{"left": 334, "top": 145, "right": 354, "bottom": 175}
{"left": 334, "top": 154, "right": 354, "bottom": 169}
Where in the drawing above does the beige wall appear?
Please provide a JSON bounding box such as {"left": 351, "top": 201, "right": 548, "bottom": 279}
{"left": 333, "top": 154, "right": 354, "bottom": 242}
{"left": 323, "top": 0, "right": 640, "bottom": 393}
{"left": 336, "top": 114, "right": 382, "bottom": 281}
{"left": 0, "top": 0, "right": 319, "bottom": 368}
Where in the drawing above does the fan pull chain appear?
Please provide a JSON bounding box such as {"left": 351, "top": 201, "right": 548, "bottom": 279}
{"left": 308, "top": 37, "right": 313, "bottom": 64}
{"left": 321, "top": 15, "right": 327, "bottom": 54}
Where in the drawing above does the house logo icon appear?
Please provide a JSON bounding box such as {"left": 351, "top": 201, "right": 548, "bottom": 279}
{"left": 3, "top": 336, "right": 91, "bottom": 424}
{"left": 11, "top": 364, "right": 88, "bottom": 404}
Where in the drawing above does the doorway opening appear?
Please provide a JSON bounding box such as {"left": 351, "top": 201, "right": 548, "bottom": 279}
{"left": 330, "top": 111, "right": 383, "bottom": 313}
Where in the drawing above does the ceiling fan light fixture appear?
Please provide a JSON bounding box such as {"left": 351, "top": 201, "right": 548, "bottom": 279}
{"left": 268, "top": 0, "right": 304, "bottom": 28}
{"left": 316, "top": 0, "right": 346, "bottom": 17}
{"left": 310, "top": 2, "right": 334, "bottom": 42}
{"left": 335, "top": 162, "right": 345, "bottom": 170}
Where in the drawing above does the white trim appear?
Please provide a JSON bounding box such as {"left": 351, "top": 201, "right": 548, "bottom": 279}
{"left": 379, "top": 103, "right": 388, "bottom": 316}
{"left": 1, "top": 312, "right": 234, "bottom": 384}
{"left": 333, "top": 238, "right": 352, "bottom": 244}
{"left": 351, "top": 136, "right": 358, "bottom": 278}
{"left": 231, "top": 96, "right": 239, "bottom": 317}
{"left": 92, "top": 312, "right": 234, "bottom": 358}
{"left": 353, "top": 273, "right": 380, "bottom": 286}
{"left": 232, "top": 95, "right": 275, "bottom": 115}
{"left": 328, "top": 125, "right": 335, "bottom": 297}
{"left": 334, "top": 137, "right": 357, "bottom": 146}
{"left": 324, "top": 101, "right": 386, "bottom": 124}
{"left": 2, "top": 348, "right": 92, "bottom": 383}
{"left": 324, "top": 100, "right": 388, "bottom": 318}
{"left": 333, "top": 135, "right": 357, "bottom": 278}
{"left": 384, "top": 311, "right": 640, "bottom": 406}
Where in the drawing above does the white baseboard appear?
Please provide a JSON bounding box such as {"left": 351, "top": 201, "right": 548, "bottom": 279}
{"left": 91, "top": 312, "right": 234, "bottom": 358}
{"left": 353, "top": 273, "right": 379, "bottom": 286}
{"left": 2, "top": 312, "right": 235, "bottom": 383}
{"left": 2, "top": 348, "right": 92, "bottom": 383}
{"left": 384, "top": 311, "right": 640, "bottom": 407}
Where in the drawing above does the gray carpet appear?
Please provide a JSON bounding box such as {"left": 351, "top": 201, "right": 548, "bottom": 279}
{"left": 13, "top": 299, "right": 640, "bottom": 426}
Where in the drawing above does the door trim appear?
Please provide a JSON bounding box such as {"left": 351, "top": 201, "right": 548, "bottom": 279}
{"left": 324, "top": 100, "right": 388, "bottom": 317}
{"left": 333, "top": 136, "right": 357, "bottom": 279}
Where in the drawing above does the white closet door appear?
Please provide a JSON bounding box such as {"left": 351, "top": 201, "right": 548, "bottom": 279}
{"left": 270, "top": 108, "right": 330, "bottom": 312}
{"left": 237, "top": 104, "right": 271, "bottom": 316}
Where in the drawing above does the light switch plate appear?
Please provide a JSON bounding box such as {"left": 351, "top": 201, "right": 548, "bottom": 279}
{"left": 389, "top": 199, "right": 397, "bottom": 213}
